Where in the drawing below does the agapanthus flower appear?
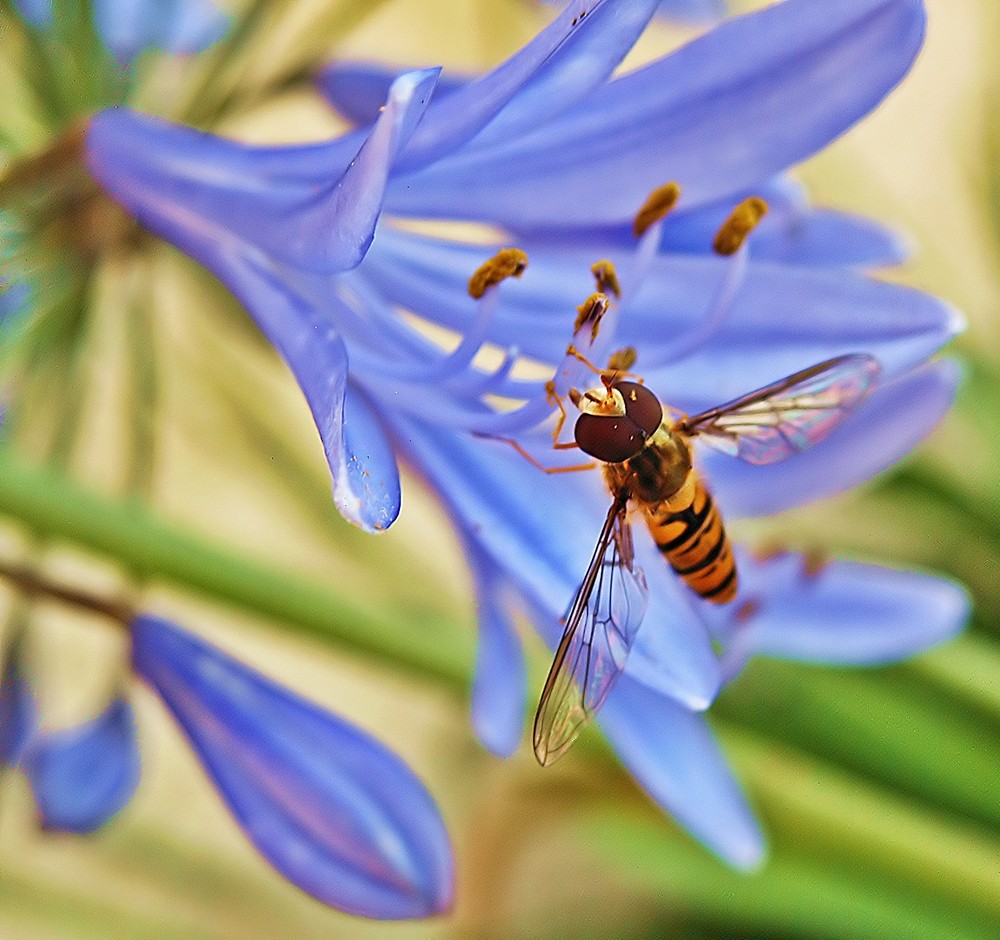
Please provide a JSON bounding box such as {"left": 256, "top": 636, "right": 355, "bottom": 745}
{"left": 80, "top": 0, "right": 967, "bottom": 866}
{"left": 14, "top": 0, "right": 228, "bottom": 62}
{"left": 0, "top": 611, "right": 453, "bottom": 918}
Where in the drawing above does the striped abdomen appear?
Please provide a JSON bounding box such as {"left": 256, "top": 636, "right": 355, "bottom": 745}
{"left": 644, "top": 474, "right": 737, "bottom": 604}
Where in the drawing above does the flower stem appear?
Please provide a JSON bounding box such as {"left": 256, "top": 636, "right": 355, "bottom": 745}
{"left": 0, "top": 449, "right": 473, "bottom": 690}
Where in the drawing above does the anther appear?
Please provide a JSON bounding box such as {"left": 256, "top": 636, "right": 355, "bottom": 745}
{"left": 607, "top": 347, "right": 637, "bottom": 373}
{"left": 712, "top": 196, "right": 769, "bottom": 256}
{"left": 590, "top": 259, "right": 621, "bottom": 299}
{"left": 573, "top": 292, "right": 610, "bottom": 342}
{"left": 632, "top": 181, "right": 681, "bottom": 238}
{"left": 467, "top": 247, "right": 529, "bottom": 299}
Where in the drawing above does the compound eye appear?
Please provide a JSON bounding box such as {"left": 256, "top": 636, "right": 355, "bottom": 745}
{"left": 575, "top": 412, "right": 647, "bottom": 463}
{"left": 612, "top": 381, "right": 662, "bottom": 436}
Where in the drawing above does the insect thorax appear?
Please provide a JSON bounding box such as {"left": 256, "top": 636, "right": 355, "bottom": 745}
{"left": 605, "top": 426, "right": 693, "bottom": 505}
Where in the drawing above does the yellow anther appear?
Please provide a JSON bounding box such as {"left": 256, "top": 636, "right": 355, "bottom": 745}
{"left": 590, "top": 259, "right": 621, "bottom": 299}
{"left": 573, "top": 292, "right": 609, "bottom": 343}
{"left": 632, "top": 181, "right": 681, "bottom": 238}
{"left": 607, "top": 346, "right": 637, "bottom": 373}
{"left": 467, "top": 247, "right": 529, "bottom": 299}
{"left": 712, "top": 196, "right": 769, "bottom": 256}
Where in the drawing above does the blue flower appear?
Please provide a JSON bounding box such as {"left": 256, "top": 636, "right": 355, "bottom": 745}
{"left": 86, "top": 0, "right": 942, "bottom": 531}
{"left": 14, "top": 0, "right": 228, "bottom": 61}
{"left": 0, "top": 616, "right": 453, "bottom": 918}
{"left": 81, "top": 0, "right": 967, "bottom": 865}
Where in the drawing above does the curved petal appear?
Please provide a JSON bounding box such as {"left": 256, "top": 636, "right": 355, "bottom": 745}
{"left": 90, "top": 117, "right": 405, "bottom": 531}
{"left": 24, "top": 698, "right": 140, "bottom": 833}
{"left": 318, "top": 64, "right": 467, "bottom": 127}
{"left": 86, "top": 67, "right": 439, "bottom": 274}
{"left": 703, "top": 360, "right": 959, "bottom": 518}
{"left": 339, "top": 386, "right": 402, "bottom": 532}
{"left": 392, "top": 0, "right": 660, "bottom": 172}
{"left": 468, "top": 548, "right": 526, "bottom": 757}
{"left": 600, "top": 677, "right": 765, "bottom": 869}
{"left": 719, "top": 552, "right": 968, "bottom": 668}
{"left": 131, "top": 615, "right": 453, "bottom": 919}
{"left": 195, "top": 246, "right": 396, "bottom": 532}
{"left": 0, "top": 636, "right": 35, "bottom": 769}
{"left": 387, "top": 0, "right": 926, "bottom": 226}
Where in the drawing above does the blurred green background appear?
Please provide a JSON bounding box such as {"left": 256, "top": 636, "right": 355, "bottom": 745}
{"left": 2, "top": 0, "right": 1000, "bottom": 937}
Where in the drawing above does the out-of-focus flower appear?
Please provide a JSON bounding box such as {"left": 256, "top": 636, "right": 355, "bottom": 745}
{"left": 80, "top": 0, "right": 967, "bottom": 864}
{"left": 0, "top": 612, "right": 453, "bottom": 918}
{"left": 14, "top": 0, "right": 228, "bottom": 61}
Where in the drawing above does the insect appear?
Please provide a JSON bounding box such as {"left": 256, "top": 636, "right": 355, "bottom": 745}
{"left": 533, "top": 353, "right": 881, "bottom": 765}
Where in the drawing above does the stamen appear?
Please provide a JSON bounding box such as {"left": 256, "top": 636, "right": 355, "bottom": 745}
{"left": 607, "top": 347, "right": 637, "bottom": 373}
{"left": 644, "top": 240, "right": 748, "bottom": 367}
{"left": 712, "top": 196, "right": 768, "bottom": 256}
{"left": 590, "top": 259, "right": 621, "bottom": 299}
{"left": 467, "top": 247, "right": 528, "bottom": 299}
{"left": 632, "top": 181, "right": 681, "bottom": 238}
{"left": 573, "top": 292, "right": 610, "bottom": 342}
{"left": 449, "top": 345, "right": 520, "bottom": 395}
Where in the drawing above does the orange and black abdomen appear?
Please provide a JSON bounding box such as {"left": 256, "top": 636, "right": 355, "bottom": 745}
{"left": 644, "top": 475, "right": 738, "bottom": 604}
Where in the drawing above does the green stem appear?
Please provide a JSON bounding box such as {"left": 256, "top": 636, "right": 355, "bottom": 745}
{"left": 0, "top": 450, "right": 473, "bottom": 690}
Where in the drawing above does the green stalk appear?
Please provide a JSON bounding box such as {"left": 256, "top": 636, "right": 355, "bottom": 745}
{"left": 0, "top": 450, "right": 473, "bottom": 689}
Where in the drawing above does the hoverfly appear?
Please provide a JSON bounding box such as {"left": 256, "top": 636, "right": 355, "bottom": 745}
{"left": 533, "top": 353, "right": 881, "bottom": 765}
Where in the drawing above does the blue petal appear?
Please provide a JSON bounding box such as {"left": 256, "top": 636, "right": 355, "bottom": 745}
{"left": 340, "top": 386, "right": 401, "bottom": 532}
{"left": 24, "top": 698, "right": 140, "bottom": 833}
{"left": 704, "top": 360, "right": 959, "bottom": 519}
{"left": 86, "top": 67, "right": 438, "bottom": 274}
{"left": 652, "top": 0, "right": 727, "bottom": 22}
{"left": 600, "top": 677, "right": 765, "bottom": 868}
{"left": 131, "top": 615, "right": 453, "bottom": 919}
{"left": 391, "top": 0, "right": 661, "bottom": 172}
{"left": 468, "top": 548, "right": 526, "bottom": 757}
{"left": 386, "top": 0, "right": 926, "bottom": 226}
{"left": 0, "top": 636, "right": 35, "bottom": 769}
{"left": 718, "top": 552, "right": 968, "bottom": 669}
{"left": 542, "top": 0, "right": 727, "bottom": 24}
{"left": 317, "top": 64, "right": 467, "bottom": 126}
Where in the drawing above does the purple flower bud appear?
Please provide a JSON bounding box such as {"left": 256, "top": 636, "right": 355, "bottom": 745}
{"left": 130, "top": 615, "right": 453, "bottom": 919}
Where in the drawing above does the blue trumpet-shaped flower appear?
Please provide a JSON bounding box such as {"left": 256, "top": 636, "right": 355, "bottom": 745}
{"left": 0, "top": 618, "right": 453, "bottom": 918}
{"left": 86, "top": 0, "right": 940, "bottom": 533}
{"left": 81, "top": 0, "right": 967, "bottom": 865}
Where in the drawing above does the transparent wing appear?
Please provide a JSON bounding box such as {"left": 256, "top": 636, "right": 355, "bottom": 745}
{"left": 532, "top": 494, "right": 649, "bottom": 766}
{"left": 678, "top": 354, "right": 880, "bottom": 465}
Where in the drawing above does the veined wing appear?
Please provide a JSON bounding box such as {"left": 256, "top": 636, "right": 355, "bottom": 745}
{"left": 533, "top": 493, "right": 648, "bottom": 766}
{"left": 678, "top": 354, "right": 880, "bottom": 465}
